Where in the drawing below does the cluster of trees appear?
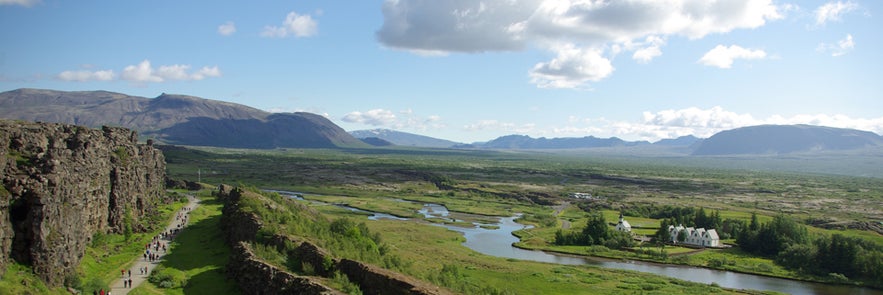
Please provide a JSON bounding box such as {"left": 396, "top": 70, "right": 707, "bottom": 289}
{"left": 738, "top": 214, "right": 883, "bottom": 285}
{"left": 554, "top": 214, "right": 635, "bottom": 249}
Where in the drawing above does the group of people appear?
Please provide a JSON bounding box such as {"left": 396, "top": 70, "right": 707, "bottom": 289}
{"left": 100, "top": 204, "right": 193, "bottom": 294}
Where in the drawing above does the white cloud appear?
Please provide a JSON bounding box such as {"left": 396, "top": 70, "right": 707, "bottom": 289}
{"left": 632, "top": 36, "right": 665, "bottom": 63}
{"left": 218, "top": 21, "right": 236, "bottom": 36}
{"left": 342, "top": 108, "right": 446, "bottom": 131}
{"left": 121, "top": 60, "right": 221, "bottom": 83}
{"left": 817, "top": 34, "right": 854, "bottom": 57}
{"left": 464, "top": 120, "right": 536, "bottom": 133}
{"left": 698, "top": 45, "right": 766, "bottom": 69}
{"left": 815, "top": 1, "right": 858, "bottom": 25}
{"left": 262, "top": 11, "right": 318, "bottom": 38}
{"left": 529, "top": 44, "right": 614, "bottom": 88}
{"left": 342, "top": 109, "right": 397, "bottom": 126}
{"left": 57, "top": 69, "right": 115, "bottom": 82}
{"left": 377, "top": 0, "right": 784, "bottom": 89}
{"left": 0, "top": 0, "right": 39, "bottom": 7}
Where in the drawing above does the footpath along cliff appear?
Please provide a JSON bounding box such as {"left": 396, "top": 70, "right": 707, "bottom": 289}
{"left": 0, "top": 120, "right": 167, "bottom": 286}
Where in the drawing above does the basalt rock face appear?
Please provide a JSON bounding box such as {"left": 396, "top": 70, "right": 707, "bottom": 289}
{"left": 229, "top": 242, "right": 343, "bottom": 295}
{"left": 216, "top": 185, "right": 452, "bottom": 295}
{"left": 338, "top": 259, "right": 453, "bottom": 295}
{"left": 0, "top": 120, "right": 167, "bottom": 286}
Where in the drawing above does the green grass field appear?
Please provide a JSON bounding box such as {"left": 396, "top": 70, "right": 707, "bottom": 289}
{"left": 129, "top": 192, "right": 239, "bottom": 295}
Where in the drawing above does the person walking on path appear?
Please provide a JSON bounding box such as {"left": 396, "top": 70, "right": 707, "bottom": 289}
{"left": 107, "top": 195, "right": 199, "bottom": 295}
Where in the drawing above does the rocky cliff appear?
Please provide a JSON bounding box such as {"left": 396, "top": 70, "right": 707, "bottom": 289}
{"left": 216, "top": 185, "right": 452, "bottom": 295}
{"left": 0, "top": 120, "right": 167, "bottom": 286}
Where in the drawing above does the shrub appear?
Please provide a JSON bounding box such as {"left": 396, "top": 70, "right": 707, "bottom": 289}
{"left": 64, "top": 274, "right": 82, "bottom": 290}
{"left": 148, "top": 265, "right": 189, "bottom": 289}
{"left": 82, "top": 277, "right": 106, "bottom": 294}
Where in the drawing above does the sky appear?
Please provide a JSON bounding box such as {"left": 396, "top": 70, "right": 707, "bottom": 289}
{"left": 1, "top": 0, "right": 881, "bottom": 143}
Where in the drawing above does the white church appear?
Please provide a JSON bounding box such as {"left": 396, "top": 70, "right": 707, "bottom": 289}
{"left": 668, "top": 224, "right": 720, "bottom": 247}
{"left": 615, "top": 213, "right": 632, "bottom": 233}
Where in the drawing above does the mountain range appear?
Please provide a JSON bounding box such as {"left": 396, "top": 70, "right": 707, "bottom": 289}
{"left": 0, "top": 88, "right": 366, "bottom": 148}
{"left": 2, "top": 88, "right": 881, "bottom": 155}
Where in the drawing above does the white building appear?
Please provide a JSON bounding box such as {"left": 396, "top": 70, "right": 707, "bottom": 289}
{"left": 668, "top": 225, "right": 720, "bottom": 247}
{"left": 615, "top": 213, "right": 632, "bottom": 233}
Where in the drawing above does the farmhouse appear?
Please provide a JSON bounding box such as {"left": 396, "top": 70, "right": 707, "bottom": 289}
{"left": 615, "top": 213, "right": 632, "bottom": 233}
{"left": 668, "top": 225, "right": 720, "bottom": 247}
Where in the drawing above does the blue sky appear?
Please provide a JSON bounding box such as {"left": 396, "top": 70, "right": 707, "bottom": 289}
{"left": 1, "top": 0, "right": 881, "bottom": 143}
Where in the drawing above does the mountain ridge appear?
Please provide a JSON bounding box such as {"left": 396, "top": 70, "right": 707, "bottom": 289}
{"left": 692, "top": 124, "right": 883, "bottom": 155}
{"left": 0, "top": 88, "right": 366, "bottom": 149}
{"left": 350, "top": 128, "right": 461, "bottom": 148}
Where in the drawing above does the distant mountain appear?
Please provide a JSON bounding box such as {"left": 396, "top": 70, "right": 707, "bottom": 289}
{"left": 475, "top": 134, "right": 650, "bottom": 149}
{"left": 360, "top": 137, "right": 394, "bottom": 147}
{"left": 692, "top": 124, "right": 883, "bottom": 155}
{"left": 350, "top": 129, "right": 460, "bottom": 148}
{"left": 0, "top": 88, "right": 367, "bottom": 149}
{"left": 653, "top": 135, "right": 701, "bottom": 146}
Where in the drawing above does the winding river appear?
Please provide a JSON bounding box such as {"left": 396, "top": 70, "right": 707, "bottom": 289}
{"left": 271, "top": 191, "right": 881, "bottom": 295}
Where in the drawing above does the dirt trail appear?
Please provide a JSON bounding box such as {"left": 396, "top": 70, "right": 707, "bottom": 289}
{"left": 107, "top": 195, "right": 199, "bottom": 295}
{"left": 553, "top": 201, "right": 572, "bottom": 229}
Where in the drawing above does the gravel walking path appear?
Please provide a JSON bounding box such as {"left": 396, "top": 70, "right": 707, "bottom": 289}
{"left": 107, "top": 195, "right": 199, "bottom": 295}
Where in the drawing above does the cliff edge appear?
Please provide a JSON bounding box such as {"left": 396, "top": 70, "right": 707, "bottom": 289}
{"left": 0, "top": 120, "right": 167, "bottom": 286}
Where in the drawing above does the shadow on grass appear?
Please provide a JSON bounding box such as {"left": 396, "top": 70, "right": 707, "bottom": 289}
{"left": 155, "top": 198, "right": 239, "bottom": 295}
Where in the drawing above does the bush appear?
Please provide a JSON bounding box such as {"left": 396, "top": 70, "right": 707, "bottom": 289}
{"left": 64, "top": 274, "right": 82, "bottom": 290}
{"left": 148, "top": 265, "right": 189, "bottom": 289}
{"left": 828, "top": 272, "right": 849, "bottom": 283}
{"left": 82, "top": 277, "right": 107, "bottom": 294}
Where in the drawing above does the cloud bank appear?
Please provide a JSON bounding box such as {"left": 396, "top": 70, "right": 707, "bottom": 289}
{"left": 342, "top": 108, "right": 444, "bottom": 131}
{"left": 377, "top": 0, "right": 784, "bottom": 88}
{"left": 57, "top": 60, "right": 221, "bottom": 84}
{"left": 566, "top": 107, "right": 883, "bottom": 142}
{"left": 450, "top": 107, "right": 883, "bottom": 143}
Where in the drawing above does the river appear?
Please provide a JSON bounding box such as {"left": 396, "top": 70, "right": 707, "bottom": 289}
{"left": 271, "top": 190, "right": 880, "bottom": 295}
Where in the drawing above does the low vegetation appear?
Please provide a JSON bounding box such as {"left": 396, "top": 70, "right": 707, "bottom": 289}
{"left": 156, "top": 146, "right": 883, "bottom": 293}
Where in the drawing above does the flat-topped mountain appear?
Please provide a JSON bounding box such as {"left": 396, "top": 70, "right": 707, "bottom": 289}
{"left": 0, "top": 88, "right": 366, "bottom": 148}
{"left": 692, "top": 124, "right": 883, "bottom": 155}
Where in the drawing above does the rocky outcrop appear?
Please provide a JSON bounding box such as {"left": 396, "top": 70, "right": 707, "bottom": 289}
{"left": 216, "top": 185, "right": 452, "bottom": 295}
{"left": 229, "top": 242, "right": 343, "bottom": 295}
{"left": 216, "top": 184, "right": 263, "bottom": 245}
{"left": 338, "top": 259, "right": 453, "bottom": 295}
{"left": 0, "top": 120, "right": 167, "bottom": 286}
